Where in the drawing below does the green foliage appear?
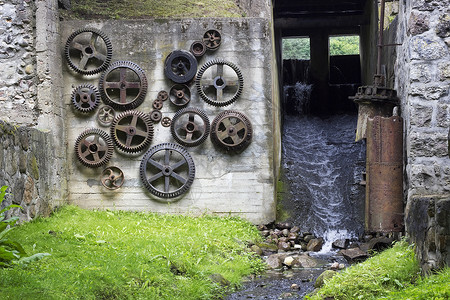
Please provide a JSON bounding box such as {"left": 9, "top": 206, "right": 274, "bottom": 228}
{"left": 0, "top": 205, "right": 264, "bottom": 299}
{"left": 282, "top": 38, "right": 310, "bottom": 60}
{"left": 0, "top": 186, "right": 50, "bottom": 268}
{"left": 65, "top": 0, "right": 245, "bottom": 19}
{"left": 329, "top": 36, "right": 360, "bottom": 56}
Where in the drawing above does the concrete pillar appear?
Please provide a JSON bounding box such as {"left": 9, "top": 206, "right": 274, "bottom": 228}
{"left": 309, "top": 31, "right": 329, "bottom": 114}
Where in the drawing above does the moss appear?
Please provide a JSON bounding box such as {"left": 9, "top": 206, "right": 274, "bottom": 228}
{"left": 276, "top": 179, "right": 290, "bottom": 222}
{"left": 30, "top": 154, "right": 39, "bottom": 180}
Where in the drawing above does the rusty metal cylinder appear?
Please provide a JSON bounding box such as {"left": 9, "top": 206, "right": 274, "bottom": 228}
{"left": 365, "top": 115, "right": 404, "bottom": 232}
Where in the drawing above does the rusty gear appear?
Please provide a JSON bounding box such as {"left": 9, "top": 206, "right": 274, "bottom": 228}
{"left": 99, "top": 61, "right": 148, "bottom": 110}
{"left": 150, "top": 110, "right": 162, "bottom": 123}
{"left": 140, "top": 143, "right": 195, "bottom": 199}
{"left": 195, "top": 59, "right": 244, "bottom": 107}
{"left": 164, "top": 50, "right": 198, "bottom": 84}
{"left": 161, "top": 117, "right": 171, "bottom": 127}
{"left": 152, "top": 99, "right": 163, "bottom": 110}
{"left": 157, "top": 90, "right": 169, "bottom": 101}
{"left": 202, "top": 29, "right": 221, "bottom": 51}
{"left": 210, "top": 110, "right": 252, "bottom": 153}
{"left": 171, "top": 107, "right": 210, "bottom": 147}
{"left": 101, "top": 166, "right": 124, "bottom": 190}
{"left": 97, "top": 105, "right": 116, "bottom": 126}
{"left": 75, "top": 128, "right": 114, "bottom": 168}
{"left": 110, "top": 110, "right": 154, "bottom": 153}
{"left": 190, "top": 40, "right": 207, "bottom": 57}
{"left": 169, "top": 84, "right": 191, "bottom": 107}
{"left": 65, "top": 27, "right": 112, "bottom": 75}
{"left": 71, "top": 84, "right": 101, "bottom": 113}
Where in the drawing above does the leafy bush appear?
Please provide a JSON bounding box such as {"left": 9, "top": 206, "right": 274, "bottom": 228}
{"left": 0, "top": 186, "right": 50, "bottom": 268}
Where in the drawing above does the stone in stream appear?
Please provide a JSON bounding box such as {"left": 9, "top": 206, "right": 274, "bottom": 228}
{"left": 290, "top": 226, "right": 301, "bottom": 234}
{"left": 304, "top": 234, "right": 316, "bottom": 243}
{"left": 307, "top": 238, "right": 324, "bottom": 252}
{"left": 314, "top": 270, "right": 337, "bottom": 288}
{"left": 266, "top": 253, "right": 284, "bottom": 269}
{"left": 340, "top": 247, "right": 368, "bottom": 262}
{"left": 250, "top": 244, "right": 263, "bottom": 256}
{"left": 278, "top": 241, "right": 291, "bottom": 251}
{"left": 332, "top": 238, "right": 350, "bottom": 249}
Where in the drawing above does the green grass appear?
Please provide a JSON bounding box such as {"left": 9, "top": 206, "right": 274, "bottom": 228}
{"left": 307, "top": 240, "right": 450, "bottom": 300}
{"left": 0, "top": 205, "right": 264, "bottom": 299}
{"left": 64, "top": 0, "right": 246, "bottom": 19}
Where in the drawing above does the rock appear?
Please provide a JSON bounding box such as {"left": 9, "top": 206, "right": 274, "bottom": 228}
{"left": 339, "top": 263, "right": 345, "bottom": 270}
{"left": 408, "top": 12, "right": 430, "bottom": 36}
{"left": 340, "top": 248, "right": 368, "bottom": 262}
{"left": 266, "top": 254, "right": 283, "bottom": 269}
{"left": 250, "top": 244, "right": 263, "bottom": 256}
{"left": 256, "top": 242, "right": 278, "bottom": 252}
{"left": 261, "top": 230, "right": 270, "bottom": 237}
{"left": 209, "top": 273, "right": 230, "bottom": 286}
{"left": 282, "top": 229, "right": 289, "bottom": 237}
{"left": 288, "top": 232, "right": 298, "bottom": 241}
{"left": 283, "top": 256, "right": 295, "bottom": 266}
{"left": 290, "top": 226, "right": 300, "bottom": 234}
{"left": 436, "top": 13, "right": 450, "bottom": 38}
{"left": 276, "top": 222, "right": 291, "bottom": 230}
{"left": 307, "top": 238, "right": 324, "bottom": 252}
{"left": 314, "top": 270, "right": 337, "bottom": 288}
{"left": 296, "top": 254, "right": 321, "bottom": 268}
{"left": 257, "top": 224, "right": 267, "bottom": 231}
{"left": 278, "top": 241, "right": 291, "bottom": 251}
{"left": 304, "top": 234, "right": 315, "bottom": 243}
{"left": 332, "top": 239, "right": 350, "bottom": 249}
{"left": 330, "top": 262, "right": 340, "bottom": 270}
{"left": 359, "top": 236, "right": 393, "bottom": 252}
{"left": 290, "top": 283, "right": 299, "bottom": 290}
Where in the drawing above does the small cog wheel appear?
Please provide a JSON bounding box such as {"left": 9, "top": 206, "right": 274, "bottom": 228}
{"left": 97, "top": 105, "right": 116, "bottom": 126}
{"left": 64, "top": 27, "right": 113, "bottom": 75}
{"left": 150, "top": 110, "right": 162, "bottom": 123}
{"left": 71, "top": 84, "right": 101, "bottom": 113}
{"left": 157, "top": 90, "right": 169, "bottom": 101}
{"left": 210, "top": 110, "right": 253, "bottom": 153}
{"left": 161, "top": 117, "right": 171, "bottom": 127}
{"left": 152, "top": 99, "right": 163, "bottom": 110}
{"left": 99, "top": 61, "right": 148, "bottom": 110}
{"left": 75, "top": 128, "right": 114, "bottom": 168}
{"left": 171, "top": 107, "right": 210, "bottom": 147}
{"left": 190, "top": 40, "right": 207, "bottom": 57}
{"left": 164, "top": 50, "right": 198, "bottom": 84}
{"left": 202, "top": 29, "right": 221, "bottom": 51}
{"left": 101, "top": 166, "right": 124, "bottom": 190}
{"left": 140, "top": 143, "right": 195, "bottom": 199}
{"left": 110, "top": 110, "right": 154, "bottom": 153}
{"left": 169, "top": 84, "right": 191, "bottom": 107}
{"left": 195, "top": 59, "right": 244, "bottom": 107}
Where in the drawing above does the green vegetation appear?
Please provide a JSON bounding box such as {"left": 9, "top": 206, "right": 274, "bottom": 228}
{"left": 282, "top": 38, "right": 310, "bottom": 60}
{"left": 0, "top": 205, "right": 264, "bottom": 299}
{"left": 64, "top": 0, "right": 245, "bottom": 19}
{"left": 307, "top": 240, "right": 450, "bottom": 300}
{"left": 329, "top": 36, "right": 360, "bottom": 56}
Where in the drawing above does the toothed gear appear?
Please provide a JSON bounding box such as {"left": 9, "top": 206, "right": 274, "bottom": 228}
{"left": 202, "top": 29, "right": 221, "bottom": 51}
{"left": 101, "top": 166, "right": 124, "bottom": 190}
{"left": 164, "top": 50, "right": 198, "bottom": 84}
{"left": 171, "top": 107, "right": 210, "bottom": 147}
{"left": 157, "top": 90, "right": 169, "bottom": 101}
{"left": 110, "top": 110, "right": 154, "bottom": 153}
{"left": 190, "top": 40, "right": 207, "bottom": 57}
{"left": 195, "top": 59, "right": 244, "bottom": 107}
{"left": 75, "top": 128, "right": 114, "bottom": 168}
{"left": 140, "top": 143, "right": 195, "bottom": 199}
{"left": 161, "top": 117, "right": 171, "bottom": 127}
{"left": 152, "top": 99, "right": 163, "bottom": 110}
{"left": 169, "top": 84, "right": 191, "bottom": 107}
{"left": 210, "top": 110, "right": 252, "bottom": 153}
{"left": 97, "top": 105, "right": 116, "bottom": 126}
{"left": 150, "top": 110, "right": 162, "bottom": 123}
{"left": 65, "top": 27, "right": 112, "bottom": 75}
{"left": 99, "top": 61, "right": 148, "bottom": 110}
{"left": 71, "top": 84, "right": 101, "bottom": 113}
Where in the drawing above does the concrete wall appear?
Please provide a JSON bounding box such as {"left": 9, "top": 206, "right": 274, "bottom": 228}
{"left": 395, "top": 0, "right": 450, "bottom": 271}
{"left": 61, "top": 18, "right": 276, "bottom": 224}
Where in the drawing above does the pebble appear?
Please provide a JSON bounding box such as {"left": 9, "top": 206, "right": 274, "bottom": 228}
{"left": 290, "top": 283, "right": 299, "bottom": 290}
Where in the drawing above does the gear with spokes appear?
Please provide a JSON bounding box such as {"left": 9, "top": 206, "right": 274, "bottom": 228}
{"left": 99, "top": 61, "right": 148, "bottom": 110}
{"left": 150, "top": 110, "right": 162, "bottom": 123}
{"left": 164, "top": 50, "right": 198, "bottom": 84}
{"left": 71, "top": 84, "right": 101, "bottom": 113}
{"left": 171, "top": 107, "right": 210, "bottom": 147}
{"left": 202, "top": 29, "right": 221, "bottom": 51}
{"left": 169, "top": 84, "right": 191, "bottom": 107}
{"left": 110, "top": 110, "right": 154, "bottom": 153}
{"left": 101, "top": 166, "right": 124, "bottom": 190}
{"left": 161, "top": 117, "right": 171, "bottom": 127}
{"left": 74, "top": 128, "right": 114, "bottom": 168}
{"left": 210, "top": 110, "right": 253, "bottom": 153}
{"left": 65, "top": 27, "right": 113, "bottom": 75}
{"left": 97, "top": 105, "right": 116, "bottom": 126}
{"left": 140, "top": 143, "right": 195, "bottom": 199}
{"left": 195, "top": 59, "right": 244, "bottom": 107}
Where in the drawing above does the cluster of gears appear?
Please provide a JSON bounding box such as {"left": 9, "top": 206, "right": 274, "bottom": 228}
{"left": 66, "top": 27, "right": 252, "bottom": 199}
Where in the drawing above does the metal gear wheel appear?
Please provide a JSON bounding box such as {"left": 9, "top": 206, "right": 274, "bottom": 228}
{"left": 65, "top": 27, "right": 113, "bottom": 75}
{"left": 170, "top": 107, "right": 210, "bottom": 147}
{"left": 195, "top": 59, "right": 244, "bottom": 107}
{"left": 150, "top": 110, "right": 162, "bottom": 123}
{"left": 97, "top": 105, "right": 116, "bottom": 126}
{"left": 190, "top": 40, "right": 207, "bottom": 57}
{"left": 71, "top": 84, "right": 101, "bottom": 113}
{"left": 161, "top": 117, "right": 172, "bottom": 127}
{"left": 164, "top": 50, "right": 198, "bottom": 84}
{"left": 140, "top": 143, "right": 195, "bottom": 199}
{"left": 169, "top": 84, "right": 191, "bottom": 107}
{"left": 99, "top": 61, "right": 148, "bottom": 110}
{"left": 152, "top": 99, "right": 163, "bottom": 110}
{"left": 110, "top": 110, "right": 154, "bottom": 153}
{"left": 202, "top": 29, "right": 221, "bottom": 51}
{"left": 74, "top": 128, "right": 114, "bottom": 168}
{"left": 157, "top": 90, "right": 169, "bottom": 101}
{"left": 101, "top": 166, "right": 124, "bottom": 190}
{"left": 210, "top": 110, "right": 253, "bottom": 153}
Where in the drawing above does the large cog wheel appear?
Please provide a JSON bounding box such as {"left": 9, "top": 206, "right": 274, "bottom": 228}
{"left": 171, "top": 107, "right": 210, "bottom": 147}
{"left": 140, "top": 143, "right": 195, "bottom": 199}
{"left": 195, "top": 59, "right": 244, "bottom": 107}
{"left": 99, "top": 61, "right": 148, "bottom": 110}
{"left": 71, "top": 84, "right": 101, "bottom": 113}
{"left": 210, "top": 110, "right": 253, "bottom": 153}
{"left": 75, "top": 128, "right": 114, "bottom": 168}
{"left": 202, "top": 29, "right": 221, "bottom": 51}
{"left": 65, "top": 27, "right": 112, "bottom": 75}
{"left": 164, "top": 50, "right": 198, "bottom": 84}
{"left": 110, "top": 110, "right": 154, "bottom": 153}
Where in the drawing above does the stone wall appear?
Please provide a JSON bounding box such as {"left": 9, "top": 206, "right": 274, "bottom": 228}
{"left": 395, "top": 0, "right": 450, "bottom": 271}
{"left": 61, "top": 18, "right": 276, "bottom": 224}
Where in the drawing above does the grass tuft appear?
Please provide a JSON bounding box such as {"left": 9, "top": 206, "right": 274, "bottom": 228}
{"left": 0, "top": 205, "right": 264, "bottom": 299}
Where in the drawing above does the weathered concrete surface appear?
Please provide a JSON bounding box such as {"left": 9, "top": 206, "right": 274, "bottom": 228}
{"left": 61, "top": 18, "right": 276, "bottom": 224}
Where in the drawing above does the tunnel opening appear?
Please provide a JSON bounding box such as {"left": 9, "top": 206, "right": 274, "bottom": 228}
{"left": 274, "top": 0, "right": 373, "bottom": 248}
